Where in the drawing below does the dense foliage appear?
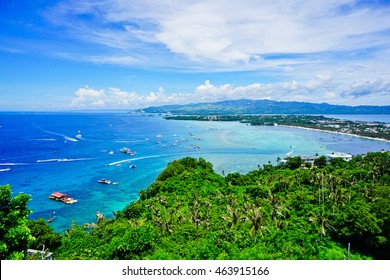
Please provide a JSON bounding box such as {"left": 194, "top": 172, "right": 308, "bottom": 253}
{"left": 0, "top": 185, "right": 34, "bottom": 259}
{"left": 1, "top": 151, "right": 389, "bottom": 260}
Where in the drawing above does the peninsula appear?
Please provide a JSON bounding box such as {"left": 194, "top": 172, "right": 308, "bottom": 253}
{"left": 165, "top": 114, "right": 390, "bottom": 142}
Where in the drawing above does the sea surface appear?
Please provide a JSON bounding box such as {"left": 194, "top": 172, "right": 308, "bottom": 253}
{"left": 1, "top": 112, "right": 389, "bottom": 232}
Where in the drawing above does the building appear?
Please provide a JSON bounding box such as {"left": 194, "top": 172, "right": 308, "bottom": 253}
{"left": 301, "top": 155, "right": 319, "bottom": 165}
{"left": 326, "top": 152, "right": 352, "bottom": 162}
{"left": 27, "top": 248, "right": 53, "bottom": 260}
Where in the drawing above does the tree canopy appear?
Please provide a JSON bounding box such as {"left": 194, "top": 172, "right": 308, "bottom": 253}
{"left": 0, "top": 185, "right": 34, "bottom": 259}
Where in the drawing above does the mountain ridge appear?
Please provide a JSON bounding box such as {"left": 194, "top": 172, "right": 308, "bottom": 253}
{"left": 140, "top": 99, "right": 390, "bottom": 115}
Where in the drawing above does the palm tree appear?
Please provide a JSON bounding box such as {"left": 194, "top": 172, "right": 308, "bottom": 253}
{"left": 189, "top": 206, "right": 201, "bottom": 236}
{"left": 189, "top": 196, "right": 202, "bottom": 237}
{"left": 216, "top": 192, "right": 223, "bottom": 212}
{"left": 226, "top": 195, "right": 238, "bottom": 207}
{"left": 267, "top": 190, "right": 286, "bottom": 226}
{"left": 160, "top": 207, "right": 173, "bottom": 235}
{"left": 245, "top": 205, "right": 270, "bottom": 243}
{"left": 309, "top": 209, "right": 336, "bottom": 236}
{"left": 83, "top": 222, "right": 97, "bottom": 231}
{"left": 222, "top": 205, "right": 243, "bottom": 240}
{"left": 328, "top": 185, "right": 348, "bottom": 213}
{"left": 157, "top": 195, "right": 167, "bottom": 206}
{"left": 96, "top": 211, "right": 105, "bottom": 224}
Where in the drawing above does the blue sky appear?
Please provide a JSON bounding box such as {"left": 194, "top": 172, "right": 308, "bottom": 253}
{"left": 1, "top": 0, "right": 390, "bottom": 110}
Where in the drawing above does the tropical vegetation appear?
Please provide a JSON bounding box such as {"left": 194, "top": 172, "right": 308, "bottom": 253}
{"left": 1, "top": 151, "right": 389, "bottom": 260}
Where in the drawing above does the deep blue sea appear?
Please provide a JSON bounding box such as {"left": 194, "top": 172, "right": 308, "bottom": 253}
{"left": 1, "top": 112, "right": 389, "bottom": 232}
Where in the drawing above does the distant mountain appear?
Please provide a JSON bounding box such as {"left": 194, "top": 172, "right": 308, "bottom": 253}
{"left": 140, "top": 99, "right": 390, "bottom": 115}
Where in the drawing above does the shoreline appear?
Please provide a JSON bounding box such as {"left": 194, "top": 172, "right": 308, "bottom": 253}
{"left": 279, "top": 124, "right": 390, "bottom": 144}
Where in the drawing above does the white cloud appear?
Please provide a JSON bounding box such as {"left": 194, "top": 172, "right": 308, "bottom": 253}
{"left": 75, "top": 86, "right": 105, "bottom": 97}
{"left": 70, "top": 74, "right": 390, "bottom": 109}
{"left": 45, "top": 0, "right": 390, "bottom": 68}
{"left": 86, "top": 55, "right": 141, "bottom": 65}
{"left": 71, "top": 86, "right": 106, "bottom": 107}
{"left": 304, "top": 73, "right": 334, "bottom": 90}
{"left": 342, "top": 79, "right": 390, "bottom": 98}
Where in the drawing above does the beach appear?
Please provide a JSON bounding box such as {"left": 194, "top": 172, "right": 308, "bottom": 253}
{"left": 280, "top": 124, "right": 390, "bottom": 144}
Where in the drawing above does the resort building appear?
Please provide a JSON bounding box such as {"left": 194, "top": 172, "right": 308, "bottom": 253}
{"left": 326, "top": 152, "right": 353, "bottom": 162}
{"left": 301, "top": 155, "right": 319, "bottom": 165}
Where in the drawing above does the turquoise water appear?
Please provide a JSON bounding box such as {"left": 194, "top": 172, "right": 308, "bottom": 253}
{"left": 1, "top": 112, "right": 389, "bottom": 232}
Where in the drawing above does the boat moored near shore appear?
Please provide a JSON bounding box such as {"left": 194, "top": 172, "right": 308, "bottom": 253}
{"left": 49, "top": 192, "right": 77, "bottom": 204}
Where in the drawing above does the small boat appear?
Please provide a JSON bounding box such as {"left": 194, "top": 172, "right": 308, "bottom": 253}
{"left": 120, "top": 147, "right": 131, "bottom": 154}
{"left": 129, "top": 164, "right": 136, "bottom": 169}
{"left": 98, "top": 178, "right": 118, "bottom": 185}
{"left": 120, "top": 147, "right": 135, "bottom": 155}
{"left": 48, "top": 217, "right": 55, "bottom": 223}
{"left": 63, "top": 197, "right": 78, "bottom": 204}
{"left": 98, "top": 178, "right": 112, "bottom": 184}
{"left": 109, "top": 150, "right": 114, "bottom": 155}
{"left": 76, "top": 130, "right": 82, "bottom": 139}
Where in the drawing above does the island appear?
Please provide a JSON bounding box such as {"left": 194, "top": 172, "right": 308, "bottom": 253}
{"left": 165, "top": 114, "right": 390, "bottom": 142}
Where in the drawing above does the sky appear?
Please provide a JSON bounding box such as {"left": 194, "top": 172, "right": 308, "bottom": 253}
{"left": 1, "top": 0, "right": 390, "bottom": 111}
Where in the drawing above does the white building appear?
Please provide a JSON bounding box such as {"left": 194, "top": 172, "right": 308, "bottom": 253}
{"left": 326, "top": 152, "right": 352, "bottom": 162}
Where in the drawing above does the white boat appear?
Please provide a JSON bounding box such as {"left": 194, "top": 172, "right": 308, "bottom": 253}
{"left": 98, "top": 178, "right": 112, "bottom": 184}
{"left": 98, "top": 178, "right": 119, "bottom": 185}
{"left": 76, "top": 130, "right": 82, "bottom": 139}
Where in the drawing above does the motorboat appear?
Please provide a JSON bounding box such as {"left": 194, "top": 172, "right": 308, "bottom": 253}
{"left": 97, "top": 178, "right": 118, "bottom": 185}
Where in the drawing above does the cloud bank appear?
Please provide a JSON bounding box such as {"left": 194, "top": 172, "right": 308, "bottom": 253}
{"left": 45, "top": 0, "right": 390, "bottom": 67}
{"left": 71, "top": 75, "right": 390, "bottom": 109}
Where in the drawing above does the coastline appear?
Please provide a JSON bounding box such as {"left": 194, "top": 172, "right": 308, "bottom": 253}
{"left": 279, "top": 124, "right": 390, "bottom": 144}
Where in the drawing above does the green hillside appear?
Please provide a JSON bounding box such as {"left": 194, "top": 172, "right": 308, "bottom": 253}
{"left": 140, "top": 99, "right": 390, "bottom": 115}
{"left": 2, "top": 152, "right": 389, "bottom": 260}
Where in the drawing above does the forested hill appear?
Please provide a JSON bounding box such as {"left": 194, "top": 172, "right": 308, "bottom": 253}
{"left": 140, "top": 99, "right": 390, "bottom": 114}
{"left": 8, "top": 151, "right": 388, "bottom": 260}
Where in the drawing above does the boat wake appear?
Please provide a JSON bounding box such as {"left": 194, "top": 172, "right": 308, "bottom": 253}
{"left": 0, "top": 168, "right": 11, "bottom": 172}
{"left": 32, "top": 123, "right": 79, "bottom": 142}
{"left": 115, "top": 138, "right": 149, "bottom": 143}
{"left": 36, "top": 158, "right": 93, "bottom": 163}
{"left": 0, "top": 162, "right": 29, "bottom": 166}
{"left": 64, "top": 136, "right": 78, "bottom": 142}
{"left": 33, "top": 138, "right": 57, "bottom": 141}
{"left": 106, "top": 152, "right": 193, "bottom": 166}
{"left": 286, "top": 150, "right": 294, "bottom": 156}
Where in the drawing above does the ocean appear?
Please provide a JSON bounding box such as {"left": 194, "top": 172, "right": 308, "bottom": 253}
{"left": 1, "top": 112, "right": 389, "bottom": 232}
